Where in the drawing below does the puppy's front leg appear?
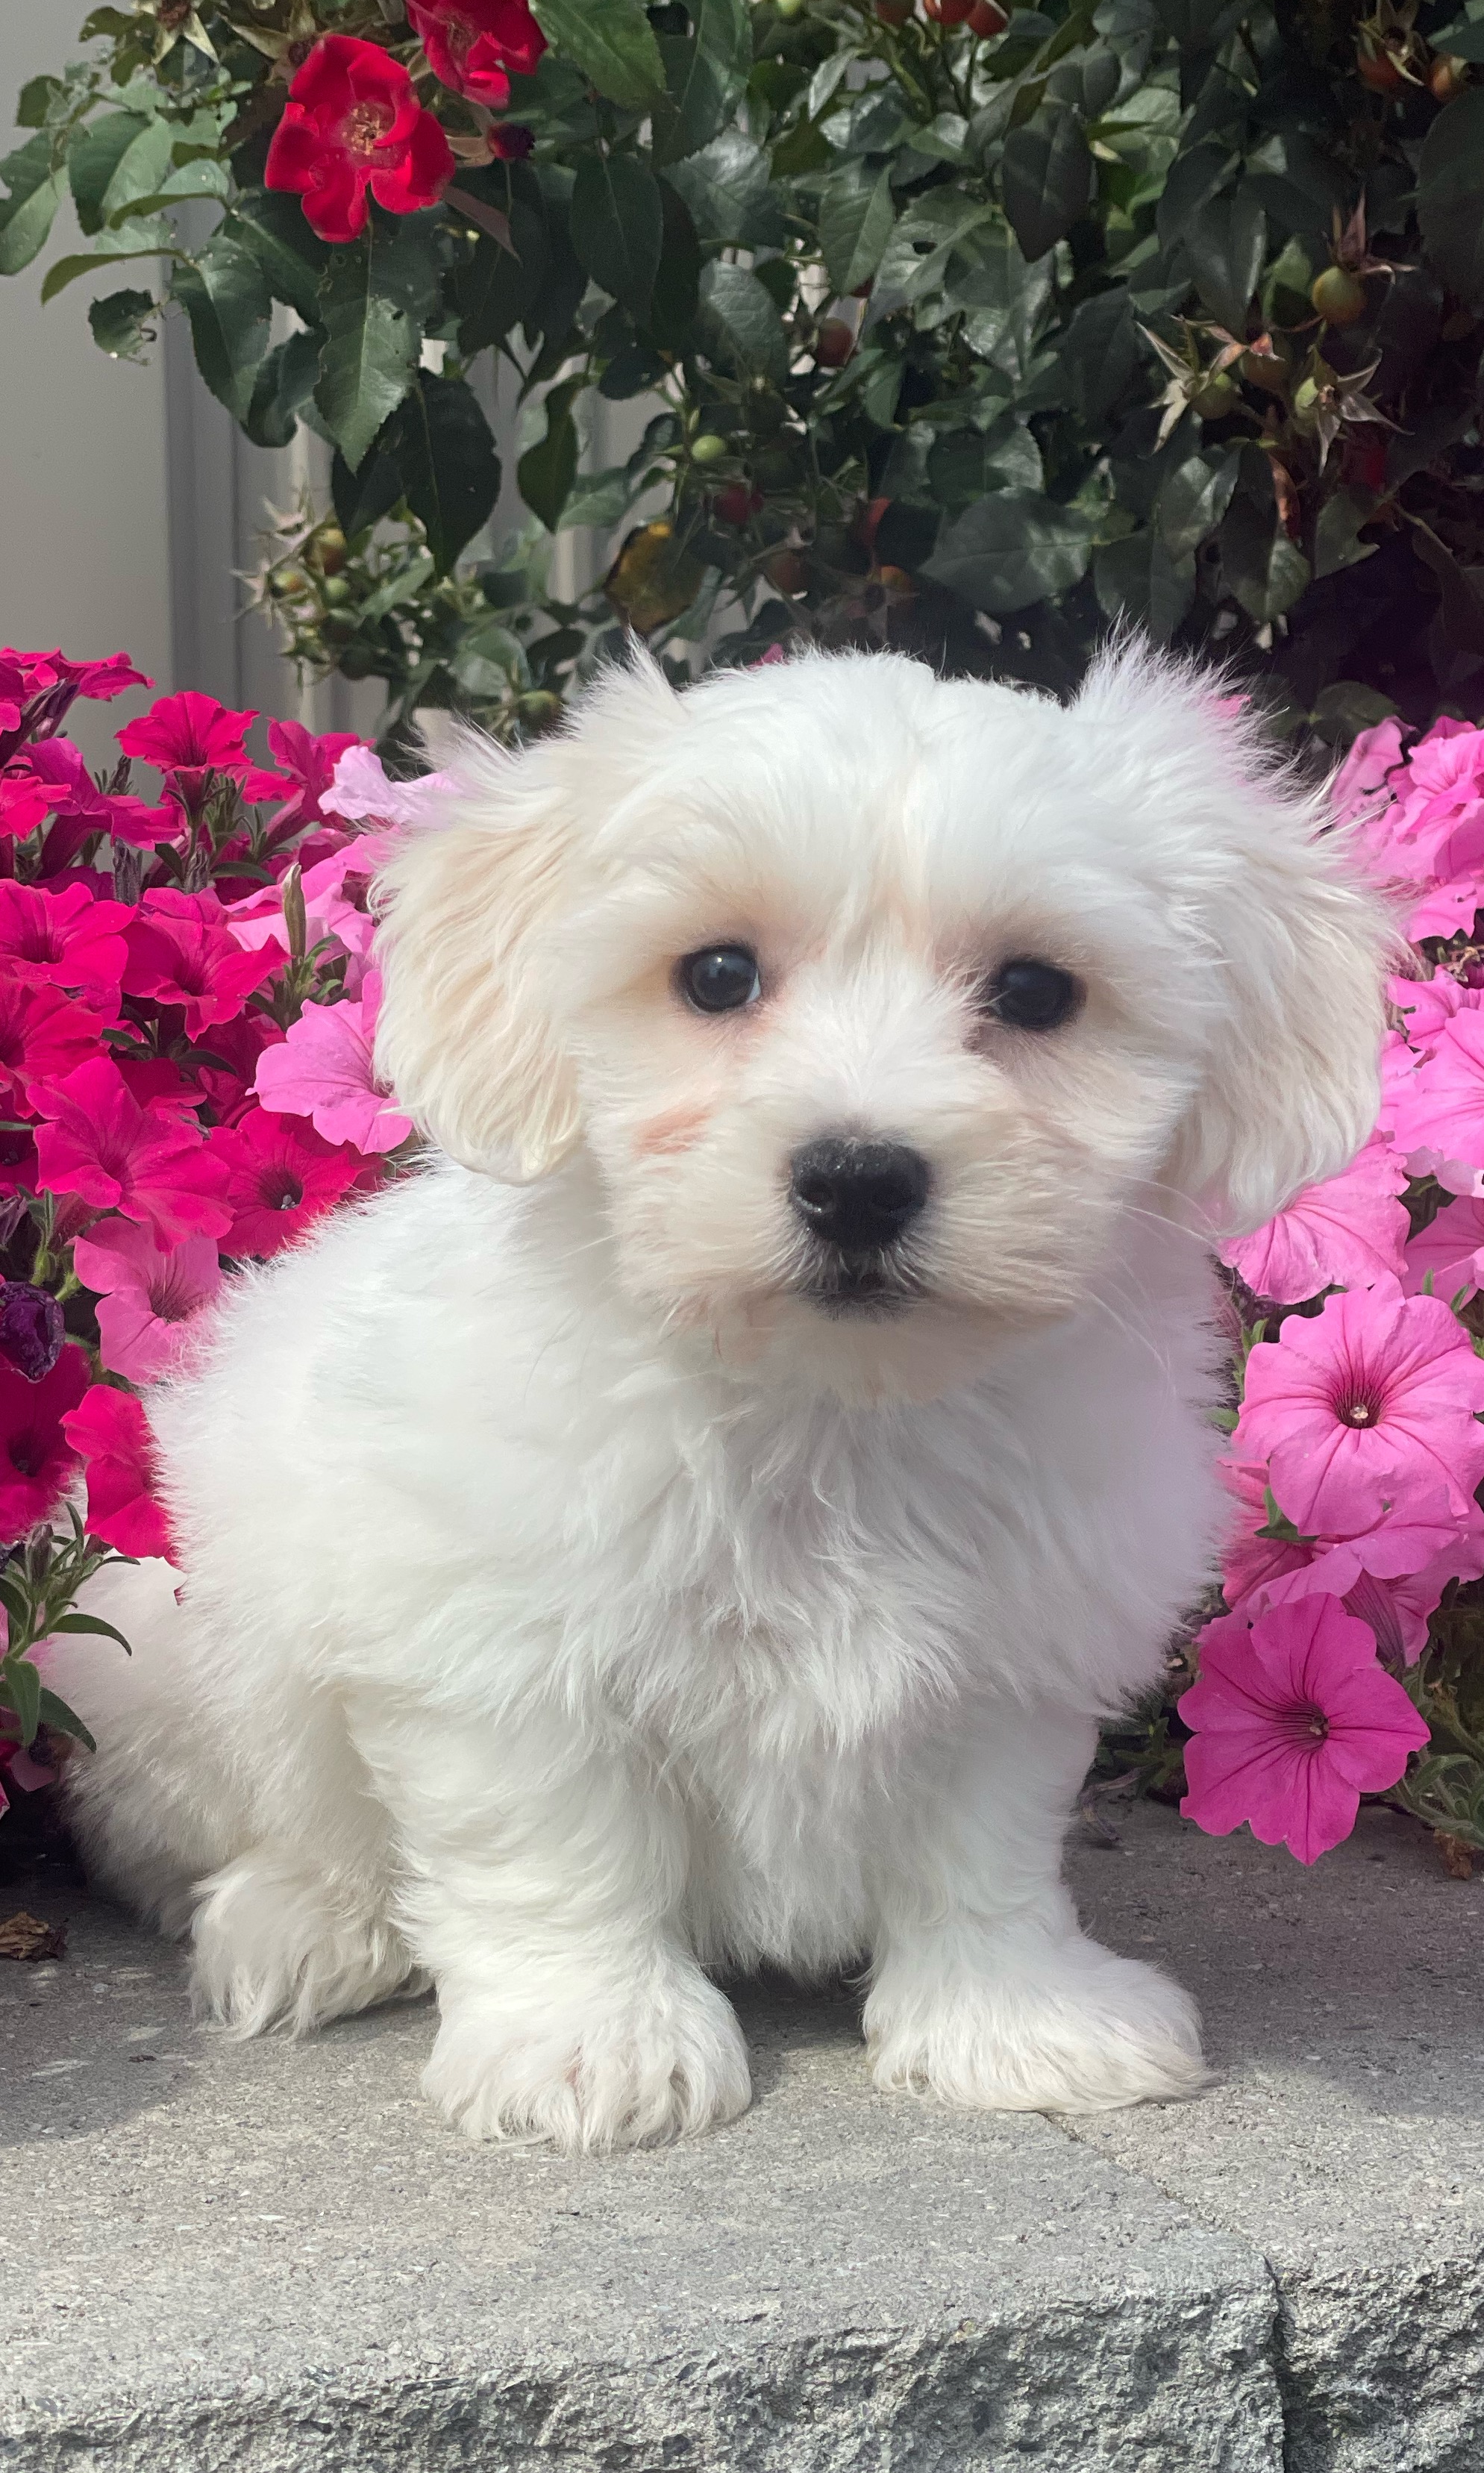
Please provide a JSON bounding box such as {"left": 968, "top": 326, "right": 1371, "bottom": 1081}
{"left": 864, "top": 1702, "right": 1207, "bottom": 2114}
{"left": 352, "top": 1698, "right": 750, "bottom": 2151}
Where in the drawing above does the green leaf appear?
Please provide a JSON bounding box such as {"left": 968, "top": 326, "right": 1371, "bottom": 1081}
{"left": 1157, "top": 448, "right": 1241, "bottom": 559}
{"left": 1094, "top": 528, "right": 1197, "bottom": 644}
{"left": 233, "top": 190, "right": 331, "bottom": 323}
{"left": 953, "top": 227, "right": 1053, "bottom": 384}
{"left": 923, "top": 492, "right": 1096, "bottom": 616}
{"left": 169, "top": 231, "right": 271, "bottom": 424}
{"left": 66, "top": 110, "right": 148, "bottom": 237}
{"left": 452, "top": 196, "right": 548, "bottom": 357}
{"left": 819, "top": 161, "right": 895, "bottom": 298}
{"left": 1418, "top": 90, "right": 1484, "bottom": 312}
{"left": 48, "top": 1611, "right": 134, "bottom": 1657}
{"left": 571, "top": 152, "right": 663, "bottom": 319}
{"left": 1184, "top": 190, "right": 1266, "bottom": 334}
{"left": 530, "top": 0, "right": 666, "bottom": 108}
{"left": 35, "top": 1685, "right": 96, "bottom": 1754}
{"left": 1218, "top": 492, "right": 1310, "bottom": 622}
{"left": 654, "top": 0, "right": 752, "bottom": 167}
{"left": 1410, "top": 524, "right": 1484, "bottom": 657}
{"left": 1056, "top": 287, "right": 1141, "bottom": 422}
{"left": 1309, "top": 681, "right": 1398, "bottom": 746}
{"left": 98, "top": 113, "right": 173, "bottom": 226}
{"left": 17, "top": 75, "right": 65, "bottom": 130}
{"left": 876, "top": 190, "right": 996, "bottom": 307}
{"left": 1429, "top": 14, "right": 1484, "bottom": 57}
{"left": 518, "top": 379, "right": 581, "bottom": 530}
{"left": 0, "top": 1651, "right": 41, "bottom": 1748}
{"left": 388, "top": 374, "right": 501, "bottom": 577}
{"left": 244, "top": 325, "right": 321, "bottom": 450}
{"left": 1001, "top": 104, "right": 1094, "bottom": 264}
{"left": 313, "top": 232, "right": 421, "bottom": 473}
{"left": 647, "top": 175, "right": 700, "bottom": 350}
{"left": 1313, "top": 489, "right": 1379, "bottom": 582}
{"left": 0, "top": 134, "right": 66, "bottom": 278}
{"left": 695, "top": 257, "right": 788, "bottom": 384}
{"left": 331, "top": 443, "right": 405, "bottom": 539}
{"left": 663, "top": 131, "right": 783, "bottom": 248}
{"left": 40, "top": 221, "right": 173, "bottom": 301}
{"left": 87, "top": 285, "right": 157, "bottom": 362}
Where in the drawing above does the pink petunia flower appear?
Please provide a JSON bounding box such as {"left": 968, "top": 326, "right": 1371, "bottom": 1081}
{"left": 72, "top": 1219, "right": 222, "bottom": 1384}
{"left": 21, "top": 735, "right": 177, "bottom": 855}
{"left": 32, "top": 1057, "right": 231, "bottom": 1248}
{"left": 263, "top": 719, "right": 363, "bottom": 844}
{"left": 1234, "top": 1276, "right": 1484, "bottom": 1534}
{"left": 117, "top": 691, "right": 284, "bottom": 806}
{"left": 0, "top": 974, "right": 110, "bottom": 1110}
{"left": 1332, "top": 716, "right": 1406, "bottom": 827}
{"left": 0, "top": 767, "right": 55, "bottom": 839}
{"left": 1379, "top": 1004, "right": 1484, "bottom": 1187}
{"left": 1403, "top": 1196, "right": 1484, "bottom": 1304}
{"left": 252, "top": 972, "right": 412, "bottom": 1154}
{"left": 322, "top": 745, "right": 451, "bottom": 831}
{"left": 122, "top": 889, "right": 279, "bottom": 1037}
{"left": 0, "top": 1344, "right": 90, "bottom": 1542}
{"left": 0, "top": 881, "right": 133, "bottom": 1007}
{"left": 1179, "top": 1596, "right": 1430, "bottom": 1863}
{"left": 211, "top": 1106, "right": 368, "bottom": 1257}
{"left": 1218, "top": 1458, "right": 1484, "bottom": 1663}
{"left": 62, "top": 1382, "right": 174, "bottom": 1560}
{"left": 1221, "top": 1135, "right": 1409, "bottom": 1305}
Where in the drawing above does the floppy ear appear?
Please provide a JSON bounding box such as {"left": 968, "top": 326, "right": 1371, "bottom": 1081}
{"left": 1074, "top": 644, "right": 1395, "bottom": 1237}
{"left": 373, "top": 657, "right": 682, "bottom": 1181}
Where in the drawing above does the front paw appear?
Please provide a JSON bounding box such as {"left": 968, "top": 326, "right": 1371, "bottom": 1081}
{"left": 425, "top": 1966, "right": 752, "bottom": 2152}
{"left": 864, "top": 1930, "right": 1208, "bottom": 2115}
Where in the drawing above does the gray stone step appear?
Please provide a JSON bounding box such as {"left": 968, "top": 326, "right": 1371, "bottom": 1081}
{"left": 1, "top": 1798, "right": 1480, "bottom": 2472}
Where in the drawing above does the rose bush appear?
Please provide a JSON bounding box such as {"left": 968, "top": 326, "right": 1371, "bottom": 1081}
{"left": 3, "top": 1, "right": 1483, "bottom": 746}
{"left": 0, "top": 644, "right": 427, "bottom": 1822}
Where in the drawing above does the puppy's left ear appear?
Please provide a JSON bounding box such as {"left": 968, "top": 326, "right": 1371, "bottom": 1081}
{"left": 373, "top": 657, "right": 682, "bottom": 1180}
{"left": 1076, "top": 645, "right": 1394, "bottom": 1236}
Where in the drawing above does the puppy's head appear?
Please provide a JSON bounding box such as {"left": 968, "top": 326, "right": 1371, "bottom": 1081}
{"left": 375, "top": 645, "right": 1388, "bottom": 1398}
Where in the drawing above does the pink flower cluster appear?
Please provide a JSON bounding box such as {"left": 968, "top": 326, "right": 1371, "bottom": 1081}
{"left": 1183, "top": 712, "right": 1484, "bottom": 1864}
{"left": 0, "top": 651, "right": 434, "bottom": 1819}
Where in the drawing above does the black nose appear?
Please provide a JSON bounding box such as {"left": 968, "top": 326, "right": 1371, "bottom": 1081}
{"left": 789, "top": 1138, "right": 930, "bottom": 1252}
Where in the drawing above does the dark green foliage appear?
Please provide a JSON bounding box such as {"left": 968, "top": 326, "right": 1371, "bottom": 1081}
{"left": 8, "top": 0, "right": 1484, "bottom": 740}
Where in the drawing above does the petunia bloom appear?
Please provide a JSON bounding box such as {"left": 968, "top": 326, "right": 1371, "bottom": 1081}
{"left": 408, "top": 0, "right": 546, "bottom": 106}
{"left": 1234, "top": 1276, "right": 1484, "bottom": 1534}
{"left": 1218, "top": 1458, "right": 1484, "bottom": 1664}
{"left": 0, "top": 767, "right": 54, "bottom": 840}
{"left": 0, "top": 648, "right": 150, "bottom": 766}
{"left": 72, "top": 1219, "right": 222, "bottom": 1384}
{"left": 265, "top": 34, "right": 455, "bottom": 246}
{"left": 32, "top": 1057, "right": 232, "bottom": 1249}
{"left": 62, "top": 1383, "right": 174, "bottom": 1560}
{"left": 1379, "top": 1003, "right": 1484, "bottom": 1189}
{"left": 212, "top": 1107, "right": 368, "bottom": 1258}
{"left": 116, "top": 691, "right": 284, "bottom": 806}
{"left": 322, "top": 745, "right": 451, "bottom": 831}
{"left": 1221, "top": 1136, "right": 1409, "bottom": 1306}
{"left": 20, "top": 735, "right": 177, "bottom": 854}
{"left": 0, "top": 881, "right": 133, "bottom": 1007}
{"left": 0, "top": 973, "right": 109, "bottom": 1110}
{"left": 122, "top": 888, "right": 279, "bottom": 1037}
{"left": 252, "top": 972, "right": 412, "bottom": 1154}
{"left": 1180, "top": 1596, "right": 1430, "bottom": 1863}
{"left": 263, "top": 719, "right": 362, "bottom": 843}
{"left": 1403, "top": 1195, "right": 1484, "bottom": 1305}
{"left": 0, "top": 1344, "right": 90, "bottom": 1542}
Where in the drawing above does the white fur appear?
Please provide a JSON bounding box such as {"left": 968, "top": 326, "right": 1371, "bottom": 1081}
{"left": 53, "top": 646, "right": 1388, "bottom": 2151}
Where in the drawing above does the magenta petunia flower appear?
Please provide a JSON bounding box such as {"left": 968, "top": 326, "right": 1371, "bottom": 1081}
{"left": 211, "top": 1106, "right": 368, "bottom": 1258}
{"left": 32, "top": 1057, "right": 232, "bottom": 1250}
{"left": 0, "top": 974, "right": 110, "bottom": 1110}
{"left": 63, "top": 1382, "right": 173, "bottom": 1560}
{"left": 252, "top": 972, "right": 412, "bottom": 1154}
{"left": 122, "top": 889, "right": 279, "bottom": 1037}
{"left": 1235, "top": 1276, "right": 1484, "bottom": 1534}
{"left": 263, "top": 719, "right": 362, "bottom": 842}
{"left": 0, "top": 881, "right": 133, "bottom": 1008}
{"left": 0, "top": 766, "right": 54, "bottom": 840}
{"left": 20, "top": 736, "right": 177, "bottom": 855}
{"left": 72, "top": 1218, "right": 222, "bottom": 1384}
{"left": 0, "top": 1344, "right": 90, "bottom": 1543}
{"left": 116, "top": 692, "right": 284, "bottom": 807}
{"left": 1180, "top": 1597, "right": 1431, "bottom": 1863}
{"left": 1221, "top": 1135, "right": 1409, "bottom": 1305}
{"left": 0, "top": 648, "right": 151, "bottom": 766}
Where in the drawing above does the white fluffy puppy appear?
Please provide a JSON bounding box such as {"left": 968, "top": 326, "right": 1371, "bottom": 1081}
{"left": 54, "top": 643, "right": 1386, "bottom": 2152}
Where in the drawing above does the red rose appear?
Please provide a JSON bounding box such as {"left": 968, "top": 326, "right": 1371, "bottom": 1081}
{"left": 407, "top": 0, "right": 546, "bottom": 107}
{"left": 265, "top": 34, "right": 455, "bottom": 245}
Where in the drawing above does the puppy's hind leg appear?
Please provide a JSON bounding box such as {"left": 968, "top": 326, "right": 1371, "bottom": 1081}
{"left": 191, "top": 1843, "right": 427, "bottom": 2039}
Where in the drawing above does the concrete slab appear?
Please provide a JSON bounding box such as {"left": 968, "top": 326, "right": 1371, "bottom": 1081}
{"left": 0, "top": 1795, "right": 1476, "bottom": 2471}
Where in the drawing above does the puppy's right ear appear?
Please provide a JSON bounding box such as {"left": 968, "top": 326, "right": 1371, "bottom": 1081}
{"left": 372, "top": 660, "right": 679, "bottom": 1181}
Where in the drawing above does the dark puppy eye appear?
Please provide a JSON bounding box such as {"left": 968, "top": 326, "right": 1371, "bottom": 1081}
{"left": 678, "top": 945, "right": 761, "bottom": 1015}
{"left": 983, "top": 957, "right": 1081, "bottom": 1031}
